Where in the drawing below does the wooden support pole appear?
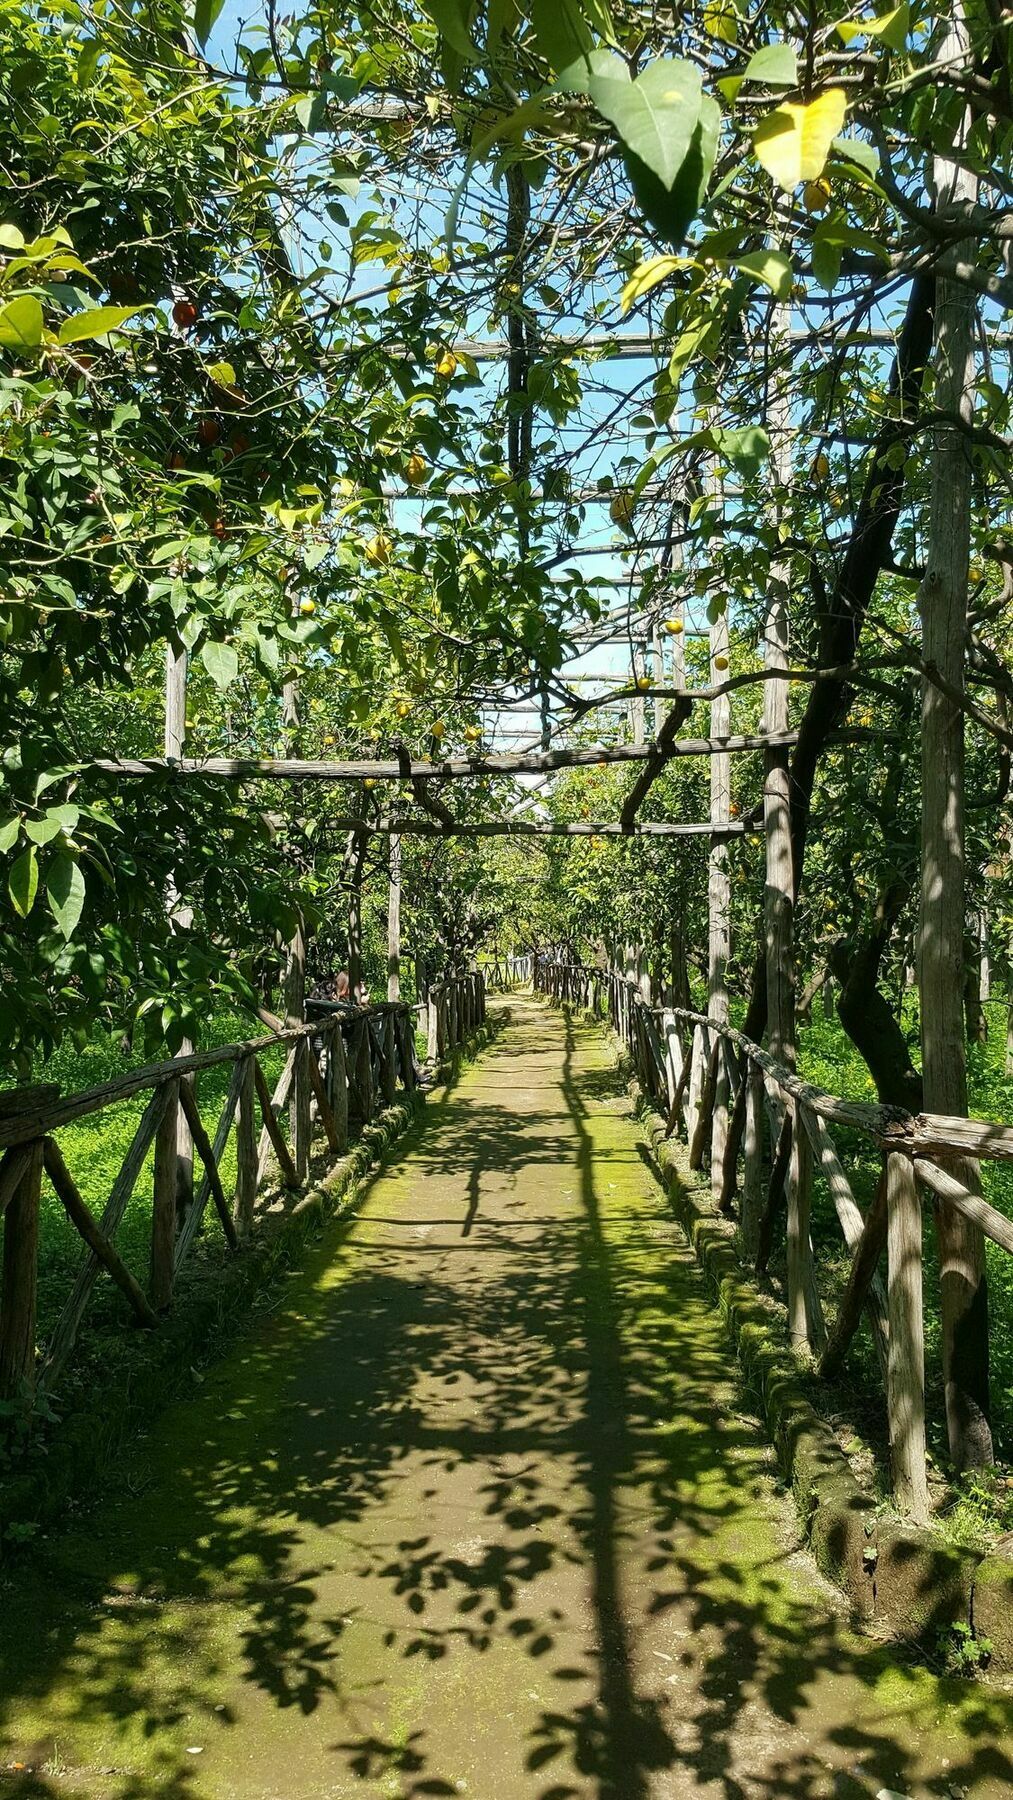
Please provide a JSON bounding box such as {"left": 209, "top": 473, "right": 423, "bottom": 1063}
{"left": 886, "top": 1150, "right": 929, "bottom": 1522}
{"left": 741, "top": 1062, "right": 766, "bottom": 1258}
{"left": 786, "top": 1107, "right": 826, "bottom": 1354}
{"left": 0, "top": 1138, "right": 43, "bottom": 1400}
{"left": 689, "top": 1037, "right": 721, "bottom": 1171}
{"left": 284, "top": 920, "right": 311, "bottom": 1183}
{"left": 820, "top": 1169, "right": 889, "bottom": 1380}
{"left": 756, "top": 1107, "right": 793, "bottom": 1275}
{"left": 327, "top": 1028, "right": 351, "bottom": 1150}
{"left": 306, "top": 1039, "right": 342, "bottom": 1152}
{"left": 43, "top": 1137, "right": 157, "bottom": 1328}
{"left": 918, "top": 2, "right": 992, "bottom": 1471}
{"left": 150, "top": 1078, "right": 180, "bottom": 1310}
{"left": 253, "top": 1056, "right": 301, "bottom": 1189}
{"left": 380, "top": 1012, "right": 398, "bottom": 1105}
{"left": 177, "top": 1079, "right": 239, "bottom": 1251}
{"left": 39, "top": 1085, "right": 171, "bottom": 1394}
{"left": 387, "top": 834, "right": 402, "bottom": 1002}
{"left": 234, "top": 1054, "right": 258, "bottom": 1239}
{"left": 163, "top": 634, "right": 194, "bottom": 1222}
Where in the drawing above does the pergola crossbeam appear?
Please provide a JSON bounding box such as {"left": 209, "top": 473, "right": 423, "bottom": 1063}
{"left": 88, "top": 731, "right": 801, "bottom": 785}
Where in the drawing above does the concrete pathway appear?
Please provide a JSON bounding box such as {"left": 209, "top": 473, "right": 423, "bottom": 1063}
{"left": 2, "top": 996, "right": 1013, "bottom": 1800}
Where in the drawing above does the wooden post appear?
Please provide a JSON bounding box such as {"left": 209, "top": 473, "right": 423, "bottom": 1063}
{"left": 917, "top": 2, "right": 992, "bottom": 1470}
{"left": 708, "top": 500, "right": 731, "bottom": 1191}
{"left": 234, "top": 1054, "right": 258, "bottom": 1239}
{"left": 0, "top": 1138, "right": 42, "bottom": 1400}
{"left": 150, "top": 1078, "right": 179, "bottom": 1310}
{"left": 886, "top": 1150, "right": 929, "bottom": 1523}
{"left": 741, "top": 1062, "right": 765, "bottom": 1258}
{"left": 764, "top": 295, "right": 796, "bottom": 1077}
{"left": 427, "top": 991, "right": 439, "bottom": 1062}
{"left": 329, "top": 1025, "right": 350, "bottom": 1148}
{"left": 284, "top": 923, "right": 311, "bottom": 1182}
{"left": 43, "top": 1137, "right": 158, "bottom": 1328}
{"left": 387, "top": 834, "right": 402, "bottom": 1002}
{"left": 786, "top": 1105, "right": 825, "bottom": 1353}
{"left": 380, "top": 1012, "right": 398, "bottom": 1105}
{"left": 164, "top": 635, "right": 194, "bottom": 1220}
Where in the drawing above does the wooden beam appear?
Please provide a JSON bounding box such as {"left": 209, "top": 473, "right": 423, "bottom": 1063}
{"left": 87, "top": 733, "right": 801, "bottom": 784}
{"left": 42, "top": 1137, "right": 157, "bottom": 1329}
{"left": 177, "top": 1079, "right": 240, "bottom": 1251}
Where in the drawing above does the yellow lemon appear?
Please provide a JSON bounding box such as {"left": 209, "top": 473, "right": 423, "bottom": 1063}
{"left": 435, "top": 351, "right": 458, "bottom": 379}
{"left": 365, "top": 533, "right": 392, "bottom": 567}
{"left": 609, "top": 490, "right": 635, "bottom": 528}
{"left": 431, "top": 720, "right": 445, "bottom": 739}
{"left": 299, "top": 597, "right": 316, "bottom": 616}
{"left": 405, "top": 453, "right": 428, "bottom": 486}
{"left": 396, "top": 700, "right": 411, "bottom": 719}
{"left": 364, "top": 776, "right": 377, "bottom": 789}
{"left": 664, "top": 617, "right": 684, "bottom": 634}
{"left": 803, "top": 178, "right": 831, "bottom": 216}
{"left": 636, "top": 676, "right": 651, "bottom": 691}
{"left": 811, "top": 452, "right": 830, "bottom": 482}
{"left": 714, "top": 653, "right": 729, "bottom": 671}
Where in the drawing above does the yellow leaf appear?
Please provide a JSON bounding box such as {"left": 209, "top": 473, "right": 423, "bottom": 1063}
{"left": 753, "top": 89, "right": 847, "bottom": 192}
{"left": 620, "top": 254, "right": 686, "bottom": 313}
{"left": 704, "top": 0, "right": 738, "bottom": 42}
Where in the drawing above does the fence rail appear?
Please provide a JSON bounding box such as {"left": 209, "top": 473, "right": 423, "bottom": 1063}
{"left": 485, "top": 953, "right": 533, "bottom": 991}
{"left": 535, "top": 958, "right": 1013, "bottom": 1523}
{"left": 0, "top": 978, "right": 484, "bottom": 1410}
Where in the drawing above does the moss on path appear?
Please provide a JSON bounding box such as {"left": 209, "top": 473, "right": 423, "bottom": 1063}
{"left": 2, "top": 997, "right": 1013, "bottom": 1800}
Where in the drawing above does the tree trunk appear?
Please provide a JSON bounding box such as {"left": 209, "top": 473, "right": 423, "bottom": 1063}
{"left": 918, "top": 3, "right": 992, "bottom": 1470}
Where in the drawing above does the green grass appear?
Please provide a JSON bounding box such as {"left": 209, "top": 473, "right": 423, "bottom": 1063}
{"left": 27, "top": 1015, "right": 288, "bottom": 1348}
{"left": 795, "top": 997, "right": 1013, "bottom": 1542}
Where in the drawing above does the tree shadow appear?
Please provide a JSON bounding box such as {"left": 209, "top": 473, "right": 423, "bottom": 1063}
{"left": 1, "top": 997, "right": 1012, "bottom": 1799}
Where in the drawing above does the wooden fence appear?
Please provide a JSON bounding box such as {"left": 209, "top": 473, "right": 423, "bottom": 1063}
{"left": 424, "top": 970, "right": 486, "bottom": 1062}
{"left": 485, "top": 953, "right": 533, "bottom": 990}
{"left": 535, "top": 958, "right": 1013, "bottom": 1524}
{"left": 0, "top": 995, "right": 433, "bottom": 1408}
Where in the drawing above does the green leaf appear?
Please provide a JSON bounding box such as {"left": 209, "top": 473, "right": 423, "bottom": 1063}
{"left": 589, "top": 58, "right": 702, "bottom": 190}
{"left": 422, "top": 0, "right": 476, "bottom": 59}
{"left": 25, "top": 816, "right": 64, "bottom": 845}
{"left": 193, "top": 0, "right": 227, "bottom": 48}
{"left": 832, "top": 134, "right": 880, "bottom": 179}
{"left": 0, "top": 295, "right": 44, "bottom": 351}
{"left": 620, "top": 254, "right": 685, "bottom": 312}
{"left": 201, "top": 638, "right": 239, "bottom": 689}
{"left": 624, "top": 93, "right": 719, "bottom": 248}
{"left": 46, "top": 854, "right": 85, "bottom": 940}
{"left": 58, "top": 305, "right": 150, "bottom": 344}
{"left": 836, "top": 3, "right": 908, "bottom": 49}
{"left": 531, "top": 0, "right": 612, "bottom": 71}
{"left": 0, "top": 816, "right": 20, "bottom": 852}
{"left": 742, "top": 42, "right": 797, "bottom": 86}
{"left": 77, "top": 37, "right": 101, "bottom": 84}
{"left": 0, "top": 224, "right": 26, "bottom": 250}
{"left": 9, "top": 845, "right": 38, "bottom": 918}
{"left": 711, "top": 424, "right": 769, "bottom": 474}
{"left": 737, "top": 248, "right": 792, "bottom": 298}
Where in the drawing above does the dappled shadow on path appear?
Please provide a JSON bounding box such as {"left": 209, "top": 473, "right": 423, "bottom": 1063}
{"left": 1, "top": 999, "right": 1012, "bottom": 1799}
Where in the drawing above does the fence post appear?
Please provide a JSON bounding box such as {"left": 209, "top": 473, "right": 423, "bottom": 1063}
{"left": 887, "top": 1150, "right": 929, "bottom": 1522}
{"left": 234, "top": 1054, "right": 258, "bottom": 1240}
{"left": 292, "top": 1037, "right": 312, "bottom": 1181}
{"left": 786, "top": 1104, "right": 822, "bottom": 1352}
{"left": 329, "top": 1024, "right": 350, "bottom": 1148}
{"left": 740, "top": 1062, "right": 765, "bottom": 1257}
{"left": 151, "top": 1077, "right": 179, "bottom": 1310}
{"left": 0, "top": 1138, "right": 43, "bottom": 1401}
{"left": 381, "top": 1012, "right": 398, "bottom": 1105}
